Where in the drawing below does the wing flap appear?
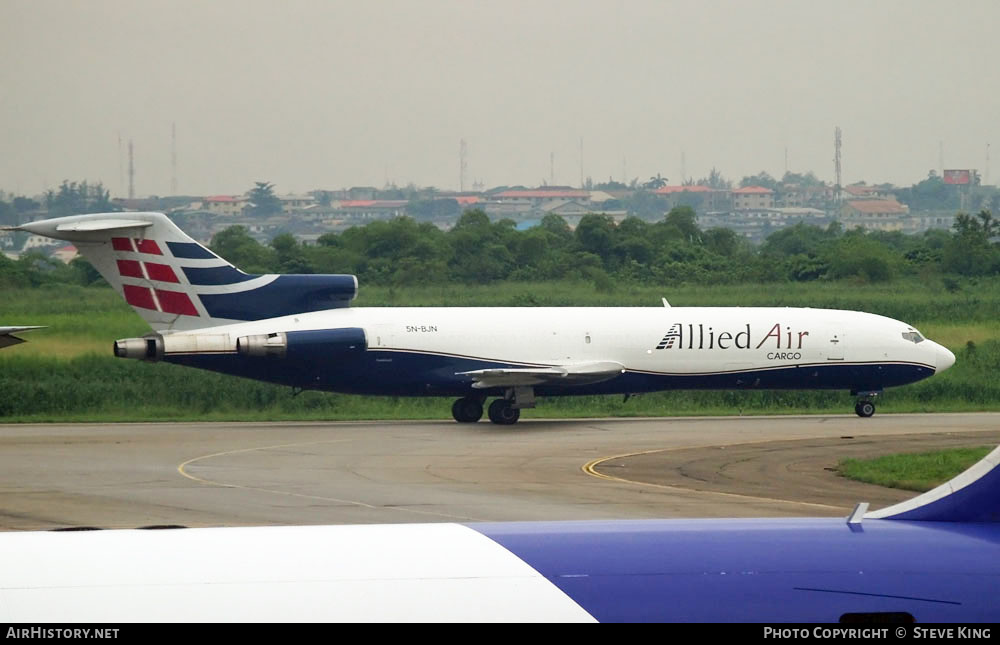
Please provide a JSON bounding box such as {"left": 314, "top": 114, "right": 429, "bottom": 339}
{"left": 459, "top": 361, "right": 625, "bottom": 389}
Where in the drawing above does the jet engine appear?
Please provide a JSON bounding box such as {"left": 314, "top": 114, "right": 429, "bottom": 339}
{"left": 114, "top": 328, "right": 367, "bottom": 361}
{"left": 237, "top": 328, "right": 367, "bottom": 359}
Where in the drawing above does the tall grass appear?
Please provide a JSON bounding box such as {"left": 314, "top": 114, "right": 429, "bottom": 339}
{"left": 838, "top": 446, "right": 994, "bottom": 492}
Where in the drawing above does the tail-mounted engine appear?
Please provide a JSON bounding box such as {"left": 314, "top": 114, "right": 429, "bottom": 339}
{"left": 237, "top": 328, "right": 367, "bottom": 359}
{"left": 114, "top": 328, "right": 367, "bottom": 361}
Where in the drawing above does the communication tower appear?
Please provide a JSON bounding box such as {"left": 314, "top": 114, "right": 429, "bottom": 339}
{"left": 128, "top": 139, "right": 135, "bottom": 200}
{"left": 834, "top": 127, "right": 842, "bottom": 203}
{"left": 459, "top": 139, "right": 467, "bottom": 192}
{"left": 171, "top": 123, "right": 178, "bottom": 195}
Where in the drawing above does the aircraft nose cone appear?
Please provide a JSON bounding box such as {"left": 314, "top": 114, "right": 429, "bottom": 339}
{"left": 936, "top": 345, "right": 956, "bottom": 373}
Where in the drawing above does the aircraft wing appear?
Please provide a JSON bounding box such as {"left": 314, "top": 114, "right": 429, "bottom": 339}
{"left": 0, "top": 326, "right": 45, "bottom": 350}
{"left": 459, "top": 361, "right": 625, "bottom": 389}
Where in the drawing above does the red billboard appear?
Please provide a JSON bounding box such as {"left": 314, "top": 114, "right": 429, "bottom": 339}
{"left": 943, "top": 169, "right": 971, "bottom": 185}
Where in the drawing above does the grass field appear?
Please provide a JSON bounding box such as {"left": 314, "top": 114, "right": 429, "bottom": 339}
{"left": 1, "top": 278, "right": 999, "bottom": 422}
{"left": 838, "top": 446, "right": 994, "bottom": 492}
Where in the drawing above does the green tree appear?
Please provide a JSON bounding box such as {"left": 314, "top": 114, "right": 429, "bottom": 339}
{"left": 247, "top": 182, "right": 282, "bottom": 217}
{"left": 696, "top": 167, "right": 731, "bottom": 189}
{"left": 209, "top": 226, "right": 276, "bottom": 273}
{"left": 781, "top": 171, "right": 823, "bottom": 187}
{"left": 739, "top": 171, "right": 779, "bottom": 191}
{"left": 574, "top": 214, "right": 616, "bottom": 261}
{"left": 447, "top": 210, "right": 517, "bottom": 283}
{"left": 825, "top": 233, "right": 899, "bottom": 282}
{"left": 271, "top": 233, "right": 313, "bottom": 273}
{"left": 663, "top": 206, "right": 701, "bottom": 243}
{"left": 941, "top": 210, "right": 1000, "bottom": 275}
{"left": 0, "top": 197, "right": 13, "bottom": 226}
{"left": 45, "top": 181, "right": 115, "bottom": 217}
{"left": 896, "top": 172, "right": 959, "bottom": 212}
{"left": 12, "top": 196, "right": 39, "bottom": 213}
{"left": 643, "top": 173, "right": 667, "bottom": 189}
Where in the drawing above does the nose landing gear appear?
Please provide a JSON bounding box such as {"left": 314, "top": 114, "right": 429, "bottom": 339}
{"left": 852, "top": 390, "right": 881, "bottom": 418}
{"left": 854, "top": 400, "right": 876, "bottom": 418}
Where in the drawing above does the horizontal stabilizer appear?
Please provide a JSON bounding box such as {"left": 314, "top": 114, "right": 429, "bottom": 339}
{"left": 0, "top": 326, "right": 46, "bottom": 349}
{"left": 459, "top": 361, "right": 625, "bottom": 389}
{"left": 866, "top": 444, "right": 1000, "bottom": 522}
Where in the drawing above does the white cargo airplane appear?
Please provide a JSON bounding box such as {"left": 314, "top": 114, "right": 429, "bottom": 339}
{"left": 7, "top": 212, "right": 955, "bottom": 423}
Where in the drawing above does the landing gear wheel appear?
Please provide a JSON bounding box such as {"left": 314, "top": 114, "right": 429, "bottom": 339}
{"left": 451, "top": 397, "right": 483, "bottom": 423}
{"left": 855, "top": 400, "right": 875, "bottom": 418}
{"left": 487, "top": 399, "right": 521, "bottom": 425}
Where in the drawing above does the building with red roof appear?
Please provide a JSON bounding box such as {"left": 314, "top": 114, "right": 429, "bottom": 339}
{"left": 203, "top": 195, "right": 248, "bottom": 217}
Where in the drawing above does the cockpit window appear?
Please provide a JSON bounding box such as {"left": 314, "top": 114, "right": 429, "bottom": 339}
{"left": 902, "top": 331, "right": 924, "bottom": 344}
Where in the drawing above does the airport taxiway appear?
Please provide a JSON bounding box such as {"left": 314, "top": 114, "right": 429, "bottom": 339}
{"left": 0, "top": 413, "right": 997, "bottom": 530}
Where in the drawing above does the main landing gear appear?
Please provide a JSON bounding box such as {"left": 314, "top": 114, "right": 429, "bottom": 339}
{"left": 487, "top": 399, "right": 519, "bottom": 425}
{"left": 853, "top": 390, "right": 881, "bottom": 418}
{"left": 452, "top": 387, "right": 535, "bottom": 425}
{"left": 451, "top": 397, "right": 483, "bottom": 423}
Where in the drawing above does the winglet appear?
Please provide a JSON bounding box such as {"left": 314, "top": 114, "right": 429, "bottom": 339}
{"left": 865, "top": 444, "right": 1000, "bottom": 522}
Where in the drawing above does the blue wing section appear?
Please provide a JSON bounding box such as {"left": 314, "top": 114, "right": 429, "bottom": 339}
{"left": 471, "top": 518, "right": 1000, "bottom": 622}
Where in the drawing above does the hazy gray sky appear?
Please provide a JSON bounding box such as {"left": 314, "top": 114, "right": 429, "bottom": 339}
{"left": 2, "top": 0, "right": 998, "bottom": 197}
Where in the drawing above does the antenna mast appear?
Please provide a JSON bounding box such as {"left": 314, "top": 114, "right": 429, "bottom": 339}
{"left": 128, "top": 139, "right": 135, "bottom": 199}
{"left": 834, "top": 126, "right": 842, "bottom": 204}
{"left": 171, "top": 123, "right": 178, "bottom": 195}
{"left": 459, "top": 139, "right": 467, "bottom": 192}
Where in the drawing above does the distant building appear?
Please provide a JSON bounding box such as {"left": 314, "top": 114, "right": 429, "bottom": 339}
{"left": 653, "top": 185, "right": 732, "bottom": 212}
{"left": 332, "top": 200, "right": 408, "bottom": 220}
{"left": 50, "top": 245, "right": 79, "bottom": 264}
{"left": 279, "top": 194, "right": 317, "bottom": 213}
{"left": 22, "top": 234, "right": 61, "bottom": 252}
{"left": 494, "top": 189, "right": 592, "bottom": 210}
{"left": 777, "top": 184, "right": 833, "bottom": 208}
{"left": 839, "top": 199, "right": 909, "bottom": 231}
{"left": 202, "top": 195, "right": 248, "bottom": 217}
{"left": 346, "top": 187, "right": 378, "bottom": 201}
{"left": 843, "top": 184, "right": 894, "bottom": 201}
{"left": 732, "top": 186, "right": 775, "bottom": 210}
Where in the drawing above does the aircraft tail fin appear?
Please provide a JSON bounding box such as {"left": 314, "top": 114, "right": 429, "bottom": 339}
{"left": 9, "top": 213, "right": 357, "bottom": 333}
{"left": 866, "top": 444, "right": 1000, "bottom": 522}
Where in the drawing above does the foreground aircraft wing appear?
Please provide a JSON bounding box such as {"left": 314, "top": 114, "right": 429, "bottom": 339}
{"left": 459, "top": 361, "right": 625, "bottom": 389}
{"left": 2, "top": 441, "right": 1000, "bottom": 621}
{"left": 0, "top": 326, "right": 45, "bottom": 349}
